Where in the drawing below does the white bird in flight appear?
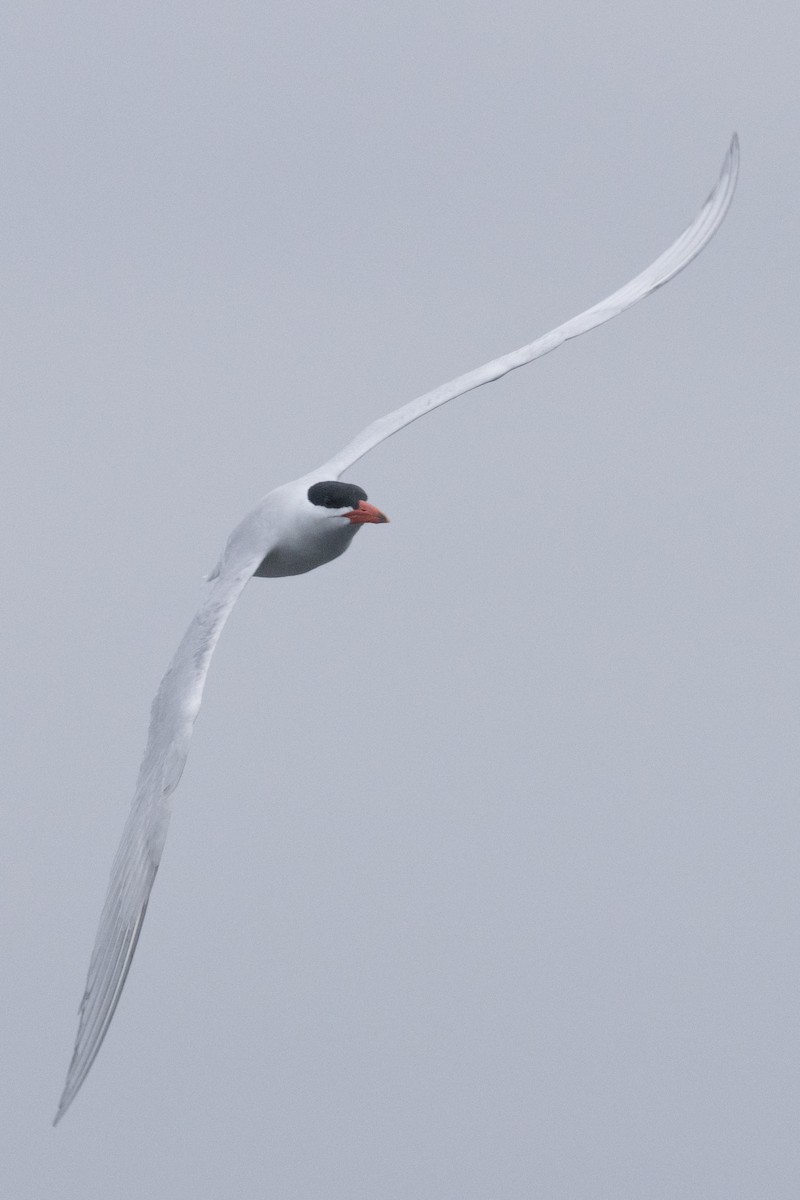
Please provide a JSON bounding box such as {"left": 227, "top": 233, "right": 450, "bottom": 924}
{"left": 55, "top": 136, "right": 739, "bottom": 1123}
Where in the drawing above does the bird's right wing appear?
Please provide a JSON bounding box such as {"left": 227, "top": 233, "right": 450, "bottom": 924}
{"left": 54, "top": 537, "right": 265, "bottom": 1124}
{"left": 317, "top": 135, "right": 739, "bottom": 479}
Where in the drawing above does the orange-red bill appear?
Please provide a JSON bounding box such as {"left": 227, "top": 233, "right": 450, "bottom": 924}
{"left": 345, "top": 501, "right": 389, "bottom": 525}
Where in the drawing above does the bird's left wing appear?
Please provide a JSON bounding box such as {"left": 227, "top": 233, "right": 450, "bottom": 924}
{"left": 317, "top": 134, "right": 739, "bottom": 479}
{"left": 54, "top": 540, "right": 265, "bottom": 1123}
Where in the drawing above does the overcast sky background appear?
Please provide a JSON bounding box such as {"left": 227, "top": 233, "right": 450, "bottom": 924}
{"left": 2, "top": 3, "right": 797, "bottom": 1197}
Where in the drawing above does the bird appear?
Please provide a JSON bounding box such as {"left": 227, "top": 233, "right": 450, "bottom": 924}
{"left": 54, "top": 135, "right": 739, "bottom": 1123}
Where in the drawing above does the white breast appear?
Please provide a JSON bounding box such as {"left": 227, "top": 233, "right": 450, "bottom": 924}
{"left": 254, "top": 518, "right": 358, "bottom": 577}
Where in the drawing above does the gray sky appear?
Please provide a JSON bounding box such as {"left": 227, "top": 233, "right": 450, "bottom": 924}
{"left": 2, "top": 2, "right": 797, "bottom": 1197}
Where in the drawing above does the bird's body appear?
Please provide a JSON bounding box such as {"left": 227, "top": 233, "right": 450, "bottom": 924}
{"left": 250, "top": 480, "right": 364, "bottom": 578}
{"left": 254, "top": 507, "right": 357, "bottom": 577}
{"left": 55, "top": 137, "right": 739, "bottom": 1123}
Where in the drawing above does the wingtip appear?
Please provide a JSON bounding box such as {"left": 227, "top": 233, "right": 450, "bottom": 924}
{"left": 724, "top": 132, "right": 740, "bottom": 187}
{"left": 701, "top": 133, "right": 739, "bottom": 225}
{"left": 53, "top": 1084, "right": 73, "bottom": 1126}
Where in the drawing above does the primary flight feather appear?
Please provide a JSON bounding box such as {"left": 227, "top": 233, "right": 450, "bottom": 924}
{"left": 55, "top": 135, "right": 739, "bottom": 1123}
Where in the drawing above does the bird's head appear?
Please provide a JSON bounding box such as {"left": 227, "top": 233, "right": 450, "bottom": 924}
{"left": 307, "top": 481, "right": 389, "bottom": 526}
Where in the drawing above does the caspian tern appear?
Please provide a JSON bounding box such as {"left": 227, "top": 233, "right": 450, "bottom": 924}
{"left": 54, "top": 136, "right": 739, "bottom": 1123}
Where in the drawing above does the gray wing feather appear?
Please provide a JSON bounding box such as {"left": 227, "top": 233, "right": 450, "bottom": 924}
{"left": 54, "top": 549, "right": 261, "bottom": 1123}
{"left": 319, "top": 135, "right": 738, "bottom": 478}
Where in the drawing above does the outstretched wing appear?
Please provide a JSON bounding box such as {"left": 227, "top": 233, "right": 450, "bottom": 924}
{"left": 54, "top": 544, "right": 264, "bottom": 1123}
{"left": 318, "top": 135, "right": 738, "bottom": 479}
